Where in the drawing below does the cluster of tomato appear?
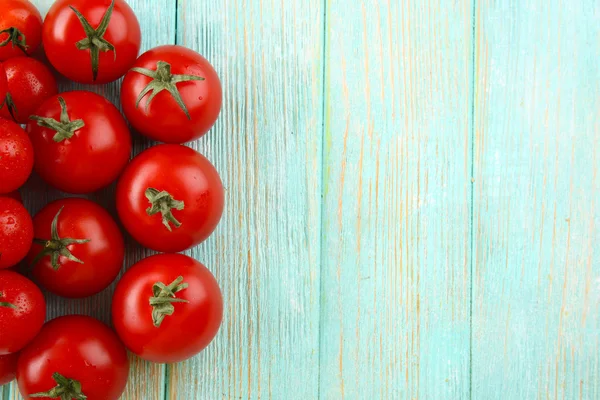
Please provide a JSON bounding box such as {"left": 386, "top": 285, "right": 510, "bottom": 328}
{"left": 0, "top": 0, "right": 225, "bottom": 398}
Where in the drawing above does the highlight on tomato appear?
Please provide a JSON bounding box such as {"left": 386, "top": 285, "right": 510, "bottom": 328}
{"left": 43, "top": 0, "right": 141, "bottom": 84}
{"left": 0, "top": 197, "right": 33, "bottom": 269}
{"left": 112, "top": 253, "right": 223, "bottom": 363}
{"left": 27, "top": 198, "right": 125, "bottom": 298}
{"left": 27, "top": 91, "right": 132, "bottom": 194}
{"left": 0, "top": 57, "right": 57, "bottom": 124}
{"left": 0, "top": 0, "right": 43, "bottom": 61}
{"left": 17, "top": 315, "right": 129, "bottom": 400}
{"left": 116, "top": 144, "right": 224, "bottom": 253}
{"left": 121, "top": 45, "right": 222, "bottom": 143}
{"left": 0, "top": 119, "right": 34, "bottom": 195}
{"left": 0, "top": 270, "right": 45, "bottom": 354}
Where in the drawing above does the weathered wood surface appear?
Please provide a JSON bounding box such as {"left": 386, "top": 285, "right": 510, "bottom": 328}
{"left": 472, "top": 0, "right": 600, "bottom": 398}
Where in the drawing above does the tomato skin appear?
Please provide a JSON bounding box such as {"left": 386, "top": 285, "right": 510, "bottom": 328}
{"left": 121, "top": 45, "right": 222, "bottom": 144}
{"left": 116, "top": 144, "right": 224, "bottom": 253}
{"left": 17, "top": 315, "right": 129, "bottom": 400}
{"left": 0, "top": 197, "right": 33, "bottom": 269}
{"left": 27, "top": 91, "right": 132, "bottom": 194}
{"left": 43, "top": 0, "right": 141, "bottom": 84}
{"left": 0, "top": 270, "right": 45, "bottom": 354}
{"left": 0, "top": 352, "right": 18, "bottom": 385}
{"left": 0, "top": 119, "right": 33, "bottom": 194}
{"left": 5, "top": 191, "right": 22, "bottom": 203}
{"left": 26, "top": 198, "right": 125, "bottom": 298}
{"left": 0, "top": 57, "right": 57, "bottom": 124}
{"left": 0, "top": 64, "right": 7, "bottom": 102}
{"left": 0, "top": 0, "right": 42, "bottom": 61}
{"left": 112, "top": 253, "right": 223, "bottom": 363}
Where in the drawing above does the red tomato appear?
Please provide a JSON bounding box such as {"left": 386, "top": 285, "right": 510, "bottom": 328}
{"left": 0, "top": 0, "right": 42, "bottom": 61}
{"left": 17, "top": 315, "right": 129, "bottom": 400}
{"left": 0, "top": 270, "right": 45, "bottom": 354}
{"left": 43, "top": 0, "right": 141, "bottom": 84}
{"left": 27, "top": 91, "right": 132, "bottom": 194}
{"left": 0, "top": 352, "right": 18, "bottom": 385}
{"left": 0, "top": 64, "right": 6, "bottom": 102}
{"left": 112, "top": 253, "right": 223, "bottom": 363}
{"left": 0, "top": 197, "right": 33, "bottom": 269}
{"left": 5, "top": 191, "right": 22, "bottom": 203}
{"left": 121, "top": 45, "right": 222, "bottom": 143}
{"left": 0, "top": 57, "right": 57, "bottom": 124}
{"left": 116, "top": 144, "right": 224, "bottom": 253}
{"left": 26, "top": 198, "right": 124, "bottom": 298}
{"left": 0, "top": 119, "right": 33, "bottom": 194}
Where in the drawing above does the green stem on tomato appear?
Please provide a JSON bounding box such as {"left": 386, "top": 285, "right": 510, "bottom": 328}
{"left": 29, "top": 372, "right": 87, "bottom": 399}
{"left": 0, "top": 27, "right": 29, "bottom": 55}
{"left": 30, "top": 97, "right": 85, "bottom": 142}
{"left": 69, "top": 0, "right": 117, "bottom": 81}
{"left": 130, "top": 61, "right": 205, "bottom": 119}
{"left": 149, "top": 276, "right": 189, "bottom": 327}
{"left": 0, "top": 291, "right": 16, "bottom": 309}
{"left": 145, "top": 188, "right": 185, "bottom": 231}
{"left": 0, "top": 93, "right": 18, "bottom": 122}
{"left": 31, "top": 206, "right": 91, "bottom": 270}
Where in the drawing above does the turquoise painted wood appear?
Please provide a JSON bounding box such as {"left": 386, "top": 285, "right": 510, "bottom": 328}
{"left": 319, "top": 0, "right": 472, "bottom": 399}
{"left": 2, "top": 0, "right": 600, "bottom": 399}
{"left": 472, "top": 0, "right": 600, "bottom": 398}
{"left": 169, "top": 0, "right": 323, "bottom": 399}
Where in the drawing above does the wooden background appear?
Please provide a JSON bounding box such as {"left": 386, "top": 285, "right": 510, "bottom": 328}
{"left": 2, "top": 0, "right": 600, "bottom": 399}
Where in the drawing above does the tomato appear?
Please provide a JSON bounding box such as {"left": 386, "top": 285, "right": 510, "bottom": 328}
{"left": 5, "top": 191, "right": 22, "bottom": 203}
{"left": 121, "top": 45, "right": 222, "bottom": 143}
{"left": 27, "top": 91, "right": 132, "bottom": 194}
{"left": 0, "top": 352, "right": 18, "bottom": 385}
{"left": 112, "top": 253, "right": 223, "bottom": 363}
{"left": 0, "top": 64, "right": 6, "bottom": 103}
{"left": 43, "top": 0, "right": 141, "bottom": 84}
{"left": 116, "top": 144, "right": 224, "bottom": 253}
{"left": 0, "top": 270, "right": 45, "bottom": 354}
{"left": 26, "top": 198, "right": 124, "bottom": 298}
{"left": 0, "top": 0, "right": 42, "bottom": 61}
{"left": 0, "top": 57, "right": 57, "bottom": 124}
{"left": 17, "top": 315, "right": 129, "bottom": 400}
{"left": 0, "top": 197, "right": 33, "bottom": 269}
{"left": 0, "top": 119, "right": 33, "bottom": 194}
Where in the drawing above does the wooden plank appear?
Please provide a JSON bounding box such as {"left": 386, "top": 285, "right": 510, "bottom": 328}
{"left": 5, "top": 1, "right": 176, "bottom": 399}
{"left": 472, "top": 0, "right": 600, "bottom": 398}
{"left": 168, "top": 0, "right": 323, "bottom": 399}
{"left": 319, "top": 1, "right": 473, "bottom": 399}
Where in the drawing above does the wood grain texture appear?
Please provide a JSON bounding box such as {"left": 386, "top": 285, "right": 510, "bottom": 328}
{"left": 319, "top": 1, "right": 473, "bottom": 399}
{"left": 3, "top": 0, "right": 176, "bottom": 399}
{"left": 167, "top": 0, "right": 324, "bottom": 399}
{"left": 472, "top": 0, "right": 600, "bottom": 398}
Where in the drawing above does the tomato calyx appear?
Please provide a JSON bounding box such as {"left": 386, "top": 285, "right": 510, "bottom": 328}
{"left": 0, "top": 93, "right": 18, "bottom": 122}
{"left": 0, "top": 291, "right": 17, "bottom": 309}
{"left": 30, "top": 97, "right": 85, "bottom": 142}
{"left": 149, "top": 276, "right": 189, "bottom": 327}
{"left": 131, "top": 61, "right": 205, "bottom": 119}
{"left": 69, "top": 0, "right": 117, "bottom": 82}
{"left": 30, "top": 372, "right": 87, "bottom": 400}
{"left": 0, "top": 27, "right": 29, "bottom": 55}
{"left": 31, "top": 207, "right": 91, "bottom": 270}
{"left": 145, "top": 188, "right": 185, "bottom": 231}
